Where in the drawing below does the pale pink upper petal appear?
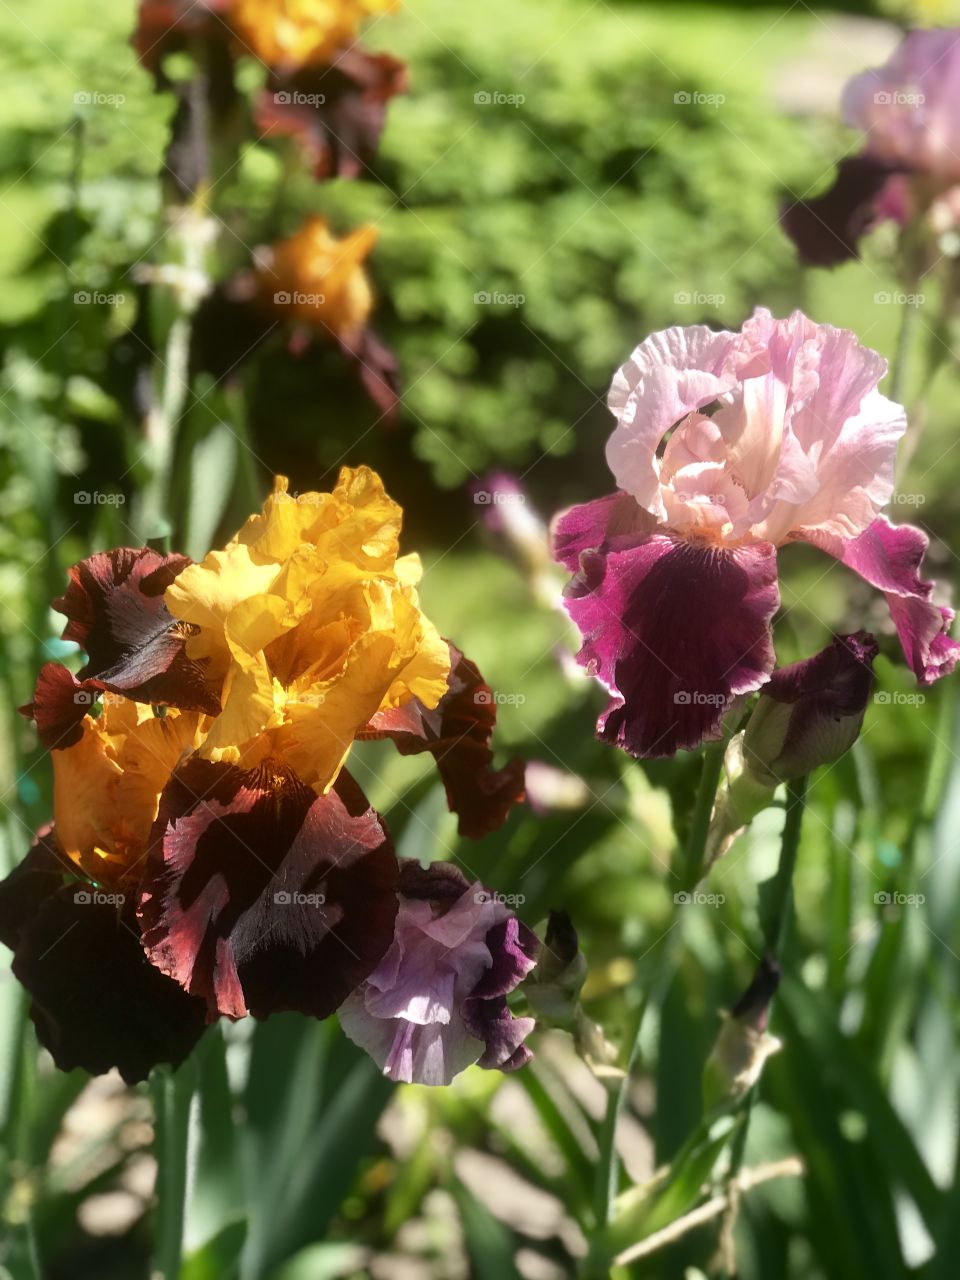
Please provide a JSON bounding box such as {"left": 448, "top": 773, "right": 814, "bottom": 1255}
{"left": 604, "top": 309, "right": 903, "bottom": 546}
{"left": 842, "top": 28, "right": 960, "bottom": 180}
{"left": 606, "top": 325, "right": 742, "bottom": 517}
{"left": 762, "top": 389, "right": 905, "bottom": 544}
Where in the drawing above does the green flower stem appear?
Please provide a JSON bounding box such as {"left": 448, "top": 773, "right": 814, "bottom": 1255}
{"left": 889, "top": 288, "right": 921, "bottom": 411}
{"left": 138, "top": 215, "right": 208, "bottom": 541}
{"left": 587, "top": 741, "right": 727, "bottom": 1265}
{"left": 680, "top": 740, "right": 727, "bottom": 892}
{"left": 760, "top": 775, "right": 808, "bottom": 954}
{"left": 718, "top": 774, "right": 807, "bottom": 1277}
{"left": 151, "top": 1060, "right": 199, "bottom": 1280}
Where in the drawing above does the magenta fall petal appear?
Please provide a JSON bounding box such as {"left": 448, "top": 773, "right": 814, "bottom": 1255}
{"left": 557, "top": 515, "right": 780, "bottom": 757}
{"left": 800, "top": 518, "right": 960, "bottom": 685}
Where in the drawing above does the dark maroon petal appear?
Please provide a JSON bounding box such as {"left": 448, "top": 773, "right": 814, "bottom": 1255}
{"left": 18, "top": 663, "right": 104, "bottom": 750}
{"left": 759, "top": 631, "right": 879, "bottom": 776}
{"left": 361, "top": 642, "right": 525, "bottom": 839}
{"left": 13, "top": 888, "right": 207, "bottom": 1082}
{"left": 461, "top": 917, "right": 537, "bottom": 1073}
{"left": 132, "top": 0, "right": 230, "bottom": 71}
{"left": 800, "top": 518, "right": 960, "bottom": 684}
{"left": 139, "top": 758, "right": 399, "bottom": 1021}
{"left": 337, "top": 327, "right": 400, "bottom": 419}
{"left": 469, "top": 917, "right": 539, "bottom": 1001}
{"left": 781, "top": 156, "right": 905, "bottom": 266}
{"left": 397, "top": 857, "right": 471, "bottom": 904}
{"left": 552, "top": 490, "right": 655, "bottom": 572}
{"left": 462, "top": 995, "right": 535, "bottom": 1073}
{"left": 0, "top": 828, "right": 73, "bottom": 950}
{"left": 561, "top": 527, "right": 780, "bottom": 757}
{"left": 51, "top": 547, "right": 219, "bottom": 715}
{"left": 255, "top": 49, "right": 407, "bottom": 182}
{"left": 730, "top": 955, "right": 781, "bottom": 1032}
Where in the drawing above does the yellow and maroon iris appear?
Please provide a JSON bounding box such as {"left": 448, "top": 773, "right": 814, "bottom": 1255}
{"left": 228, "top": 0, "right": 399, "bottom": 71}
{"left": 4, "top": 465, "right": 524, "bottom": 1081}
{"left": 256, "top": 217, "right": 379, "bottom": 338}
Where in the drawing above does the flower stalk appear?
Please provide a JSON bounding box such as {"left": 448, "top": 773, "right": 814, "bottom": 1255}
{"left": 151, "top": 1058, "right": 200, "bottom": 1280}
{"left": 716, "top": 774, "right": 807, "bottom": 1275}
{"left": 586, "top": 739, "right": 728, "bottom": 1269}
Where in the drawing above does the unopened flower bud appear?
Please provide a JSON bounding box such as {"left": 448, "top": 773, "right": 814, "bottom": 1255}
{"left": 707, "top": 633, "right": 878, "bottom": 865}
{"left": 744, "top": 631, "right": 878, "bottom": 783}
{"left": 526, "top": 910, "right": 587, "bottom": 1026}
{"left": 703, "top": 956, "right": 782, "bottom": 1112}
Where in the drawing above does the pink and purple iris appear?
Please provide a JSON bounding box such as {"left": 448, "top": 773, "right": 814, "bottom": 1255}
{"left": 784, "top": 27, "right": 960, "bottom": 263}
{"left": 552, "top": 308, "right": 959, "bottom": 758}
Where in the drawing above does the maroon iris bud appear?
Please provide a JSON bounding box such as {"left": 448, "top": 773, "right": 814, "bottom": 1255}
{"left": 708, "top": 633, "right": 878, "bottom": 864}
{"left": 742, "top": 631, "right": 879, "bottom": 785}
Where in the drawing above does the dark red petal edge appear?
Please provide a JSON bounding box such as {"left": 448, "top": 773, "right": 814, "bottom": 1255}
{"left": 463, "top": 917, "right": 539, "bottom": 1073}
{"left": 22, "top": 547, "right": 220, "bottom": 749}
{"left": 360, "top": 642, "right": 526, "bottom": 839}
{"left": 780, "top": 155, "right": 904, "bottom": 267}
{"left": 139, "top": 757, "right": 399, "bottom": 1022}
{"left": 255, "top": 48, "right": 408, "bottom": 182}
{"left": 0, "top": 829, "right": 207, "bottom": 1081}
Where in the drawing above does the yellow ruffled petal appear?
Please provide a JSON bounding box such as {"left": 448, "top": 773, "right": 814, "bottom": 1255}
{"left": 166, "top": 544, "right": 280, "bottom": 668}
{"left": 277, "top": 630, "right": 402, "bottom": 791}
{"left": 165, "top": 463, "right": 451, "bottom": 789}
{"left": 114, "top": 712, "right": 206, "bottom": 850}
{"left": 383, "top": 612, "right": 451, "bottom": 711}
{"left": 53, "top": 707, "right": 206, "bottom": 876}
{"left": 53, "top": 719, "right": 123, "bottom": 869}
{"left": 198, "top": 660, "right": 284, "bottom": 759}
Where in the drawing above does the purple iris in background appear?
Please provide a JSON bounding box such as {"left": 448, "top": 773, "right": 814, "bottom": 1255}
{"left": 783, "top": 27, "right": 960, "bottom": 264}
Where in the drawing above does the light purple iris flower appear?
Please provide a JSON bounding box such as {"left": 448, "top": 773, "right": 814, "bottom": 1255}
{"left": 339, "top": 860, "right": 538, "bottom": 1086}
{"left": 552, "top": 308, "right": 958, "bottom": 758}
